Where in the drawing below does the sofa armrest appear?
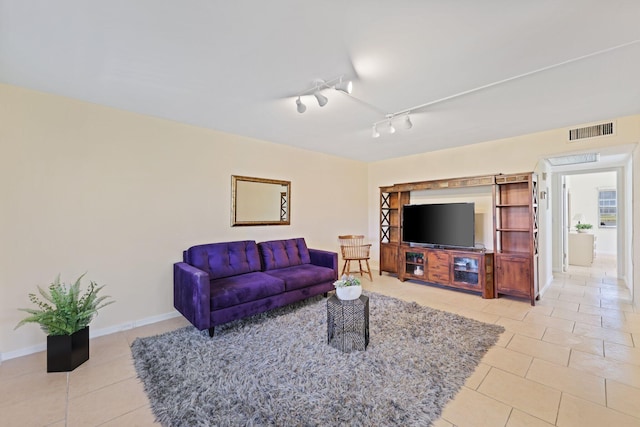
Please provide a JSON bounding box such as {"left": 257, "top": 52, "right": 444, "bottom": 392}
{"left": 309, "top": 249, "right": 339, "bottom": 280}
{"left": 173, "top": 262, "right": 211, "bottom": 330}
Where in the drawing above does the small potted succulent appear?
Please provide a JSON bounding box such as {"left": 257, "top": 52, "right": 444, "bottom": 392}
{"left": 333, "top": 274, "right": 362, "bottom": 300}
{"left": 576, "top": 223, "right": 593, "bottom": 233}
{"left": 15, "top": 273, "right": 114, "bottom": 372}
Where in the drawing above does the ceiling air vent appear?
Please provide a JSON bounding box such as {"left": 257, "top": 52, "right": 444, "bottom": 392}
{"left": 547, "top": 152, "right": 600, "bottom": 166}
{"left": 568, "top": 122, "right": 614, "bottom": 142}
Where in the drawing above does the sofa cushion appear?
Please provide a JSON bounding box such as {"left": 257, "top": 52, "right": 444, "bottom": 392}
{"left": 258, "top": 238, "right": 311, "bottom": 271}
{"left": 263, "top": 264, "right": 336, "bottom": 291}
{"left": 185, "top": 241, "right": 261, "bottom": 280}
{"left": 210, "top": 272, "right": 285, "bottom": 310}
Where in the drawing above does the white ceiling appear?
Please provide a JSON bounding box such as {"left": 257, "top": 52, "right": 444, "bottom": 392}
{"left": 2, "top": 1, "right": 639, "bottom": 162}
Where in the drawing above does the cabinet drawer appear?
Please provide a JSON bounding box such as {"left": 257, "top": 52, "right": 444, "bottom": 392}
{"left": 427, "top": 251, "right": 450, "bottom": 284}
{"left": 428, "top": 271, "right": 450, "bottom": 284}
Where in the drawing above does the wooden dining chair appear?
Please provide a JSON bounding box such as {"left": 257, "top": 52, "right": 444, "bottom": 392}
{"left": 338, "top": 235, "right": 373, "bottom": 281}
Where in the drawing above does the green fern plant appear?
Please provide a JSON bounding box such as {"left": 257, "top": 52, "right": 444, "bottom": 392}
{"left": 15, "top": 273, "right": 114, "bottom": 336}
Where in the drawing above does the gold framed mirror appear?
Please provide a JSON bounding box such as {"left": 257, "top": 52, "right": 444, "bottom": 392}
{"left": 231, "top": 175, "right": 291, "bottom": 226}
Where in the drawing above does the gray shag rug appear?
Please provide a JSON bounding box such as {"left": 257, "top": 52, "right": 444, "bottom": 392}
{"left": 131, "top": 291, "right": 504, "bottom": 426}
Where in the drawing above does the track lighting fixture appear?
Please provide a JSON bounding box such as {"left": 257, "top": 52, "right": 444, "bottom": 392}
{"left": 371, "top": 113, "right": 414, "bottom": 138}
{"left": 301, "top": 52, "right": 590, "bottom": 135}
{"left": 402, "top": 114, "right": 413, "bottom": 129}
{"left": 314, "top": 91, "right": 328, "bottom": 107}
{"left": 334, "top": 77, "right": 353, "bottom": 94}
{"left": 296, "top": 97, "right": 306, "bottom": 113}
{"left": 293, "top": 75, "right": 352, "bottom": 113}
{"left": 388, "top": 121, "right": 396, "bottom": 134}
{"left": 293, "top": 74, "right": 418, "bottom": 136}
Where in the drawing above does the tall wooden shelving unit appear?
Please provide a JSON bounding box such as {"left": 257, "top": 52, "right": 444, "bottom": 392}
{"left": 379, "top": 172, "right": 539, "bottom": 304}
{"left": 493, "top": 173, "right": 539, "bottom": 305}
{"left": 379, "top": 188, "right": 409, "bottom": 274}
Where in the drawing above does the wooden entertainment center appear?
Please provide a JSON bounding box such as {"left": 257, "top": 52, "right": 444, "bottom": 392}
{"left": 380, "top": 172, "right": 539, "bottom": 305}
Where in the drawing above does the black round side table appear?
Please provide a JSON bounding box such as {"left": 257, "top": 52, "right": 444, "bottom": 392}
{"left": 326, "top": 294, "right": 369, "bottom": 352}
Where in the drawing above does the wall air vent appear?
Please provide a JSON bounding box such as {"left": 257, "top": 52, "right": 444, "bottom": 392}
{"left": 547, "top": 152, "right": 600, "bottom": 166}
{"left": 568, "top": 122, "right": 614, "bottom": 142}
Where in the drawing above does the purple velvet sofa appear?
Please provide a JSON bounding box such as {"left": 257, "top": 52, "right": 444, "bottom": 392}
{"left": 174, "top": 237, "right": 338, "bottom": 336}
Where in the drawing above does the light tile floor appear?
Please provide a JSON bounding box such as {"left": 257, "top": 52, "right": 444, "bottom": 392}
{"left": 2, "top": 255, "right": 639, "bottom": 426}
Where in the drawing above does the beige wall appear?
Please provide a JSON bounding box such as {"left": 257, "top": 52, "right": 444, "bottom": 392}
{"left": 0, "top": 84, "right": 368, "bottom": 357}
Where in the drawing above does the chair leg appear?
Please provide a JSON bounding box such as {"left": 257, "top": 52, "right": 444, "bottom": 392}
{"left": 358, "top": 260, "right": 364, "bottom": 276}
{"left": 341, "top": 260, "right": 348, "bottom": 276}
{"left": 365, "top": 260, "right": 373, "bottom": 281}
{"left": 346, "top": 260, "right": 353, "bottom": 276}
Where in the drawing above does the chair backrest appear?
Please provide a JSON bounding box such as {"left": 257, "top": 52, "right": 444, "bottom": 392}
{"left": 338, "top": 235, "right": 371, "bottom": 260}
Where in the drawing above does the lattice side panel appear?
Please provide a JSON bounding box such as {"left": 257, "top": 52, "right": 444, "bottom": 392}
{"left": 380, "top": 192, "right": 391, "bottom": 243}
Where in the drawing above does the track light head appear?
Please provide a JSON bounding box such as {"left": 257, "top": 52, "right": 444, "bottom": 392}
{"left": 335, "top": 78, "right": 353, "bottom": 94}
{"left": 402, "top": 114, "right": 413, "bottom": 129}
{"left": 314, "top": 91, "right": 328, "bottom": 107}
{"left": 372, "top": 124, "right": 380, "bottom": 138}
{"left": 388, "top": 120, "right": 396, "bottom": 134}
{"left": 296, "top": 97, "right": 306, "bottom": 113}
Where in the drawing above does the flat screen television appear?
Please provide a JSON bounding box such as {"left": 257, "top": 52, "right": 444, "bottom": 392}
{"left": 402, "top": 202, "right": 475, "bottom": 248}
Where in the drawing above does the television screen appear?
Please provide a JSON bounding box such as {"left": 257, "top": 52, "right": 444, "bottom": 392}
{"left": 402, "top": 203, "right": 475, "bottom": 248}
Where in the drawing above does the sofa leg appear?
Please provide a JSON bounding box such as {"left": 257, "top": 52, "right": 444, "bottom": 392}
{"left": 208, "top": 327, "right": 215, "bottom": 337}
{"left": 323, "top": 292, "right": 328, "bottom": 297}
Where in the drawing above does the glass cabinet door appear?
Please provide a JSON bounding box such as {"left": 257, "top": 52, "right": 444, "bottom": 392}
{"left": 405, "top": 251, "right": 425, "bottom": 277}
{"left": 452, "top": 255, "right": 479, "bottom": 286}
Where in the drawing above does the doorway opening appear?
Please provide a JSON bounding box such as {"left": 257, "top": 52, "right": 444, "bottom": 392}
{"left": 563, "top": 171, "right": 618, "bottom": 279}
{"left": 546, "top": 147, "right": 633, "bottom": 303}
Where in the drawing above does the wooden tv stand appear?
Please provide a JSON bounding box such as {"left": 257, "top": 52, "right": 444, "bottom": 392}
{"left": 398, "top": 245, "right": 494, "bottom": 299}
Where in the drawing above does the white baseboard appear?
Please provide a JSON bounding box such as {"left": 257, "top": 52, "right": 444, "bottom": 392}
{"left": 1, "top": 311, "right": 182, "bottom": 363}
{"left": 538, "top": 275, "right": 554, "bottom": 298}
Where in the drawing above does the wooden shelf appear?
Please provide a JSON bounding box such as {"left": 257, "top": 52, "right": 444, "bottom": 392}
{"left": 493, "top": 173, "right": 538, "bottom": 305}
{"left": 383, "top": 174, "right": 495, "bottom": 193}
{"left": 379, "top": 190, "right": 410, "bottom": 274}
{"left": 453, "top": 267, "right": 479, "bottom": 273}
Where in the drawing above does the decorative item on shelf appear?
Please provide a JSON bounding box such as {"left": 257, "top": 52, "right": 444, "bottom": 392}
{"left": 15, "top": 273, "right": 115, "bottom": 372}
{"left": 576, "top": 223, "right": 593, "bottom": 233}
{"left": 333, "top": 274, "right": 362, "bottom": 301}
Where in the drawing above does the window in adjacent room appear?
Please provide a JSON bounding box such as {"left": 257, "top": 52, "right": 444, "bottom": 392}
{"left": 598, "top": 189, "right": 617, "bottom": 228}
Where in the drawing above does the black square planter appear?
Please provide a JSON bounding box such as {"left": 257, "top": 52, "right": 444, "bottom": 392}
{"left": 47, "top": 326, "right": 90, "bottom": 372}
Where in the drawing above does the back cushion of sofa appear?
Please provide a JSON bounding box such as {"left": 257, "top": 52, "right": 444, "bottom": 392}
{"left": 258, "top": 238, "right": 310, "bottom": 271}
{"left": 185, "top": 241, "right": 261, "bottom": 279}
